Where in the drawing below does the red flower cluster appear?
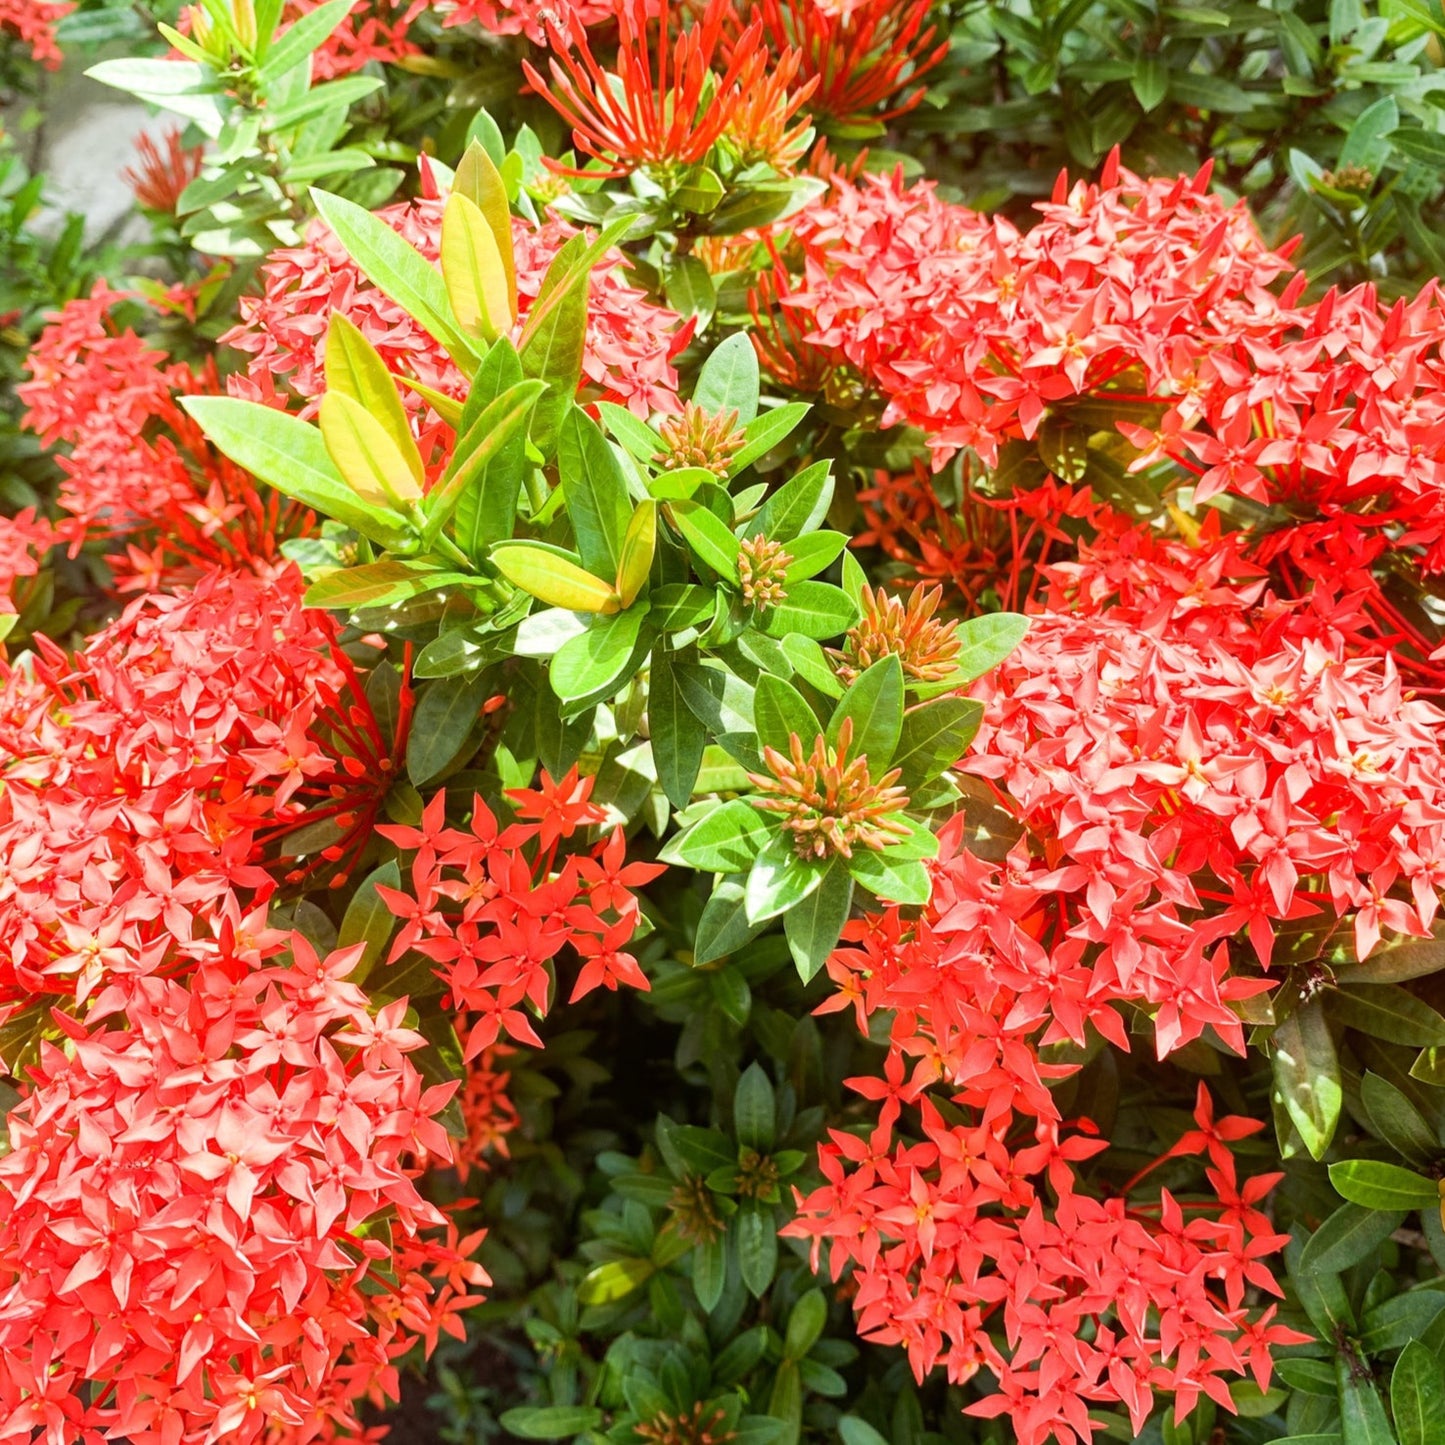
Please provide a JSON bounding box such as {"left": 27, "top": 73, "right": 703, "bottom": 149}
{"left": 0, "top": 934, "right": 484, "bottom": 1445}
{"left": 0, "top": 508, "right": 54, "bottom": 620}
{"left": 223, "top": 186, "right": 685, "bottom": 460}
{"left": 0, "top": 567, "right": 393, "bottom": 1016}
{"left": 276, "top": 0, "right": 418, "bottom": 77}
{"left": 0, "top": 0, "right": 72, "bottom": 66}
{"left": 19, "top": 283, "right": 307, "bottom": 593}
{"left": 376, "top": 782, "right": 663, "bottom": 1062}
{"left": 788, "top": 825, "right": 1308, "bottom": 1444}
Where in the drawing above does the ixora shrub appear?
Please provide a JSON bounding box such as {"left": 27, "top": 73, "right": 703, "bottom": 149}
{"left": 11, "top": 3, "right": 1445, "bottom": 1445}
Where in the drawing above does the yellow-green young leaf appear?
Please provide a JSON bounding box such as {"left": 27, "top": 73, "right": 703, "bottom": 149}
{"left": 491, "top": 543, "right": 620, "bottom": 613}
{"left": 324, "top": 314, "right": 424, "bottom": 486}
{"left": 442, "top": 193, "right": 512, "bottom": 343}
{"left": 615, "top": 500, "right": 656, "bottom": 607}
{"left": 453, "top": 140, "right": 516, "bottom": 318}
{"left": 396, "top": 374, "right": 463, "bottom": 427}
{"left": 320, "top": 391, "right": 424, "bottom": 509}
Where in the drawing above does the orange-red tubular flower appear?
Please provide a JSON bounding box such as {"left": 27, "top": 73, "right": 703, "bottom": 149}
{"left": 523, "top": 0, "right": 769, "bottom": 177}
{"left": 750, "top": 0, "right": 949, "bottom": 127}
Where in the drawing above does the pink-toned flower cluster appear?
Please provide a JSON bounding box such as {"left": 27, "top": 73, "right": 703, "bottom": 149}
{"left": 776, "top": 156, "right": 1445, "bottom": 684}
{"left": 790, "top": 885, "right": 1305, "bottom": 1445}
{"left": 19, "top": 283, "right": 308, "bottom": 593}
{"left": 0, "top": 934, "right": 484, "bottom": 1445}
{"left": 0, "top": 0, "right": 72, "bottom": 66}
{"left": 0, "top": 508, "right": 54, "bottom": 619}
{"left": 377, "top": 781, "right": 663, "bottom": 1062}
{"left": 223, "top": 184, "right": 685, "bottom": 459}
{"left": 0, "top": 567, "right": 394, "bottom": 1015}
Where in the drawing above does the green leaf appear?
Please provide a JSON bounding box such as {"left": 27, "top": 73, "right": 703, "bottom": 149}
{"left": 694, "top": 333, "right": 760, "bottom": 425}
{"left": 1336, "top": 1355, "right": 1398, "bottom": 1445}
{"left": 761, "top": 581, "right": 859, "bottom": 641}
{"left": 1330, "top": 985, "right": 1445, "bottom": 1046}
{"left": 662, "top": 799, "right": 771, "bottom": 872}
{"left": 747, "top": 460, "right": 833, "bottom": 542}
{"left": 558, "top": 406, "right": 636, "bottom": 580}
{"left": 1131, "top": 55, "right": 1170, "bottom": 111}
{"left": 754, "top": 673, "right": 821, "bottom": 755}
{"left": 1392, "top": 1340, "right": 1445, "bottom": 1445}
{"left": 407, "top": 673, "right": 488, "bottom": 785}
{"left": 304, "top": 559, "right": 468, "bottom": 611}
{"left": 694, "top": 878, "right": 765, "bottom": 965}
{"left": 846, "top": 850, "right": 931, "bottom": 906}
{"left": 310, "top": 187, "right": 472, "bottom": 365}
{"left": 785, "top": 860, "right": 853, "bottom": 982}
{"left": 954, "top": 613, "right": 1030, "bottom": 681}
{"left": 1301, "top": 1202, "right": 1407, "bottom": 1275}
{"left": 576, "top": 1256, "right": 654, "bottom": 1305}
{"left": 784, "top": 1289, "right": 827, "bottom": 1361}
{"left": 453, "top": 340, "right": 527, "bottom": 556}
{"left": 597, "top": 401, "right": 665, "bottom": 465}
{"left": 731, "top": 403, "right": 810, "bottom": 475}
{"left": 498, "top": 1405, "right": 605, "bottom": 1440}
{"left": 1360, "top": 1071, "right": 1440, "bottom": 1166}
{"left": 828, "top": 655, "right": 904, "bottom": 767}
{"left": 838, "top": 1420, "right": 891, "bottom": 1445}
{"left": 734, "top": 1063, "right": 776, "bottom": 1151}
{"left": 769, "top": 1359, "right": 802, "bottom": 1445}
{"left": 263, "top": 76, "right": 382, "bottom": 131}
{"left": 180, "top": 396, "right": 410, "bottom": 547}
{"left": 491, "top": 542, "right": 619, "bottom": 613}
{"left": 670, "top": 500, "right": 742, "bottom": 583}
{"left": 1340, "top": 95, "right": 1399, "bottom": 172}
{"left": 745, "top": 837, "right": 824, "bottom": 923}
{"left": 650, "top": 651, "right": 707, "bottom": 808}
{"left": 337, "top": 860, "right": 402, "bottom": 985}
{"left": 666, "top": 255, "right": 717, "bottom": 325}
{"left": 320, "top": 390, "right": 424, "bottom": 509}
{"left": 893, "top": 697, "right": 983, "bottom": 789}
{"left": 551, "top": 605, "right": 648, "bottom": 703}
{"left": 1330, "top": 1159, "right": 1440, "bottom": 1212}
{"left": 693, "top": 1236, "right": 726, "bottom": 1312}
{"left": 260, "top": 0, "right": 354, "bottom": 79}
{"left": 423, "top": 379, "right": 544, "bottom": 549}
{"left": 782, "top": 531, "right": 847, "bottom": 583}
{"left": 735, "top": 1205, "right": 777, "bottom": 1296}
{"left": 1273, "top": 999, "right": 1342, "bottom": 1160}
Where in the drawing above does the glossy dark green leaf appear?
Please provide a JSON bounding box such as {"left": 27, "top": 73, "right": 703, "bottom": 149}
{"left": 735, "top": 1205, "right": 777, "bottom": 1296}
{"left": 693, "top": 1236, "right": 726, "bottom": 1312}
{"left": 1337, "top": 1357, "right": 1396, "bottom": 1445}
{"left": 734, "top": 1063, "right": 776, "bottom": 1152}
{"left": 671, "top": 500, "right": 741, "bottom": 583}
{"left": 893, "top": 696, "right": 983, "bottom": 789}
{"left": 498, "top": 1406, "right": 604, "bottom": 1440}
{"left": 406, "top": 672, "right": 488, "bottom": 785}
{"left": 650, "top": 651, "right": 708, "bottom": 808}
{"left": 785, "top": 860, "right": 853, "bottom": 982}
{"left": 452, "top": 341, "right": 528, "bottom": 556}
{"left": 1302, "top": 1202, "right": 1407, "bottom": 1275}
{"left": 1331, "top": 985, "right": 1445, "bottom": 1047}
{"left": 731, "top": 403, "right": 810, "bottom": 474}
{"left": 1360, "top": 1072, "right": 1439, "bottom": 1167}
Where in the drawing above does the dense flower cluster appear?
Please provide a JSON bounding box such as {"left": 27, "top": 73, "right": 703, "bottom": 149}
{"left": 0, "top": 567, "right": 391, "bottom": 1015}
{"left": 19, "top": 283, "right": 306, "bottom": 592}
{"left": 0, "top": 508, "right": 54, "bottom": 619}
{"left": 376, "top": 782, "right": 662, "bottom": 1062}
{"left": 224, "top": 186, "right": 685, "bottom": 458}
{"left": 0, "top": 0, "right": 71, "bottom": 66}
{"left": 0, "top": 938, "right": 484, "bottom": 1445}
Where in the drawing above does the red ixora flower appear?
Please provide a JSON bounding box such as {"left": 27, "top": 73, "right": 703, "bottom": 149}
{"left": 123, "top": 128, "right": 205, "bottom": 214}
{"left": 523, "top": 0, "right": 776, "bottom": 178}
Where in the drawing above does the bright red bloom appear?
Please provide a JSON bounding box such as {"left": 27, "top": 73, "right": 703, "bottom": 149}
{"left": 123, "top": 128, "right": 205, "bottom": 213}
{"left": 0, "top": 0, "right": 72, "bottom": 66}
{"left": 524, "top": 0, "right": 774, "bottom": 178}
